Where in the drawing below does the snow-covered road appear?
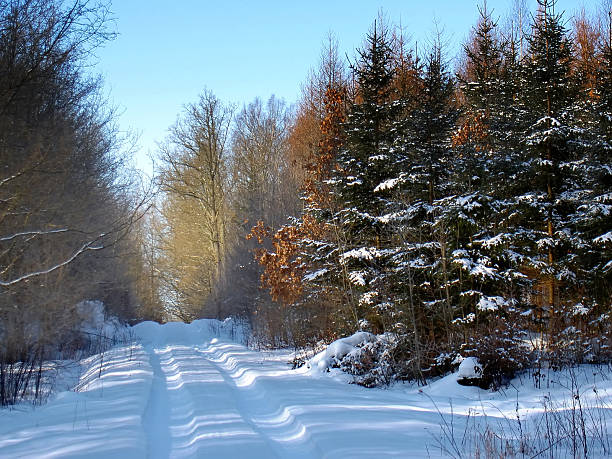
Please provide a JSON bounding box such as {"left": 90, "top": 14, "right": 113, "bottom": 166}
{"left": 140, "top": 343, "right": 323, "bottom": 458}
{"left": 1, "top": 320, "right": 611, "bottom": 458}
{"left": 133, "top": 322, "right": 442, "bottom": 458}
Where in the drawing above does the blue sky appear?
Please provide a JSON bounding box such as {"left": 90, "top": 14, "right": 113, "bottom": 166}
{"left": 91, "top": 0, "right": 600, "bottom": 173}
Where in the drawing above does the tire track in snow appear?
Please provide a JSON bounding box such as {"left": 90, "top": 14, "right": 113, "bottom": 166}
{"left": 142, "top": 346, "right": 172, "bottom": 459}
{"left": 154, "top": 346, "right": 204, "bottom": 457}
{"left": 196, "top": 352, "right": 285, "bottom": 459}
{"left": 148, "top": 344, "right": 282, "bottom": 458}
{"left": 197, "top": 344, "right": 324, "bottom": 459}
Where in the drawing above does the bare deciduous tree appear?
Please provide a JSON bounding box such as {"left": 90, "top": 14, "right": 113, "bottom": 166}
{"left": 0, "top": 0, "right": 150, "bottom": 405}
{"left": 157, "top": 89, "right": 233, "bottom": 319}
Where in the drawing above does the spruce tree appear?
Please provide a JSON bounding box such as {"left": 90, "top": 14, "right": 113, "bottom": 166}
{"left": 510, "top": 0, "right": 606, "bottom": 358}
{"left": 386, "top": 36, "right": 459, "bottom": 370}
{"left": 451, "top": 4, "right": 531, "bottom": 382}
{"left": 330, "top": 21, "right": 399, "bottom": 332}
{"left": 453, "top": 4, "right": 510, "bottom": 319}
{"left": 570, "top": 12, "right": 612, "bottom": 356}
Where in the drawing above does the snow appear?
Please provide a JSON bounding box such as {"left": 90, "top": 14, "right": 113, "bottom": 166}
{"left": 477, "top": 295, "right": 512, "bottom": 311}
{"left": 359, "top": 290, "right": 378, "bottom": 306}
{"left": 345, "top": 176, "right": 362, "bottom": 186}
{"left": 373, "top": 177, "right": 399, "bottom": 192}
{"left": 595, "top": 231, "right": 612, "bottom": 244}
{"left": 452, "top": 252, "right": 499, "bottom": 279}
{"left": 477, "top": 233, "right": 508, "bottom": 248}
{"left": 451, "top": 312, "right": 476, "bottom": 325}
{"left": 1, "top": 320, "right": 611, "bottom": 458}
{"left": 303, "top": 268, "right": 327, "bottom": 282}
{"left": 348, "top": 270, "right": 367, "bottom": 286}
{"left": 572, "top": 302, "right": 590, "bottom": 316}
{"left": 339, "top": 247, "right": 376, "bottom": 262}
{"left": 376, "top": 211, "right": 403, "bottom": 224}
{"left": 457, "top": 356, "right": 483, "bottom": 380}
{"left": 309, "top": 331, "right": 376, "bottom": 373}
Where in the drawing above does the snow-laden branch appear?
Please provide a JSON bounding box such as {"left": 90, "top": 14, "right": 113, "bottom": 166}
{"left": 0, "top": 234, "right": 106, "bottom": 287}
{"left": 0, "top": 157, "right": 46, "bottom": 189}
{"left": 0, "top": 172, "right": 26, "bottom": 188}
{"left": 0, "top": 228, "right": 69, "bottom": 242}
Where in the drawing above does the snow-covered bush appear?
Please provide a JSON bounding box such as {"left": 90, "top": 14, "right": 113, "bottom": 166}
{"left": 51, "top": 300, "right": 128, "bottom": 359}
{"left": 457, "top": 356, "right": 483, "bottom": 379}
{"left": 339, "top": 336, "right": 396, "bottom": 387}
{"left": 425, "top": 350, "right": 461, "bottom": 380}
{"left": 461, "top": 326, "right": 531, "bottom": 389}
{"left": 310, "top": 332, "right": 413, "bottom": 387}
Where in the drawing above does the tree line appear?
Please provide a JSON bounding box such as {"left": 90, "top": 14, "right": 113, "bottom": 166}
{"left": 151, "top": 0, "right": 612, "bottom": 386}
{"left": 3, "top": 0, "right": 609, "bottom": 401}
{"left": 0, "top": 0, "right": 150, "bottom": 405}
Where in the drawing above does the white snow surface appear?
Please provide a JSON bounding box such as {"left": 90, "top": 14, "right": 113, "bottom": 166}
{"left": 373, "top": 177, "right": 399, "bottom": 192}
{"left": 477, "top": 295, "right": 512, "bottom": 311}
{"left": 1, "top": 319, "right": 611, "bottom": 458}
{"left": 457, "top": 356, "right": 483, "bottom": 380}
{"left": 309, "top": 331, "right": 376, "bottom": 373}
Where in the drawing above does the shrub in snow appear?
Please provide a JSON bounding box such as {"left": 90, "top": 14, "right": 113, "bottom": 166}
{"left": 456, "top": 356, "right": 484, "bottom": 387}
{"left": 69, "top": 301, "right": 128, "bottom": 357}
{"left": 310, "top": 332, "right": 399, "bottom": 387}
{"left": 539, "top": 304, "right": 612, "bottom": 369}
{"left": 425, "top": 350, "right": 461, "bottom": 380}
{"left": 310, "top": 332, "right": 376, "bottom": 371}
{"left": 461, "top": 326, "right": 531, "bottom": 389}
{"left": 339, "top": 337, "right": 395, "bottom": 387}
{"left": 311, "top": 333, "right": 466, "bottom": 387}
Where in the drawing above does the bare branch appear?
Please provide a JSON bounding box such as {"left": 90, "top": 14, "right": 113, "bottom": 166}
{"left": 0, "top": 228, "right": 69, "bottom": 242}
{"left": 0, "top": 233, "right": 106, "bottom": 287}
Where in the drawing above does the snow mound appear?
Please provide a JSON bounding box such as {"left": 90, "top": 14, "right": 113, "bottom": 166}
{"left": 76, "top": 300, "right": 126, "bottom": 342}
{"left": 308, "top": 332, "right": 397, "bottom": 387}
{"left": 133, "top": 317, "right": 247, "bottom": 346}
{"left": 309, "top": 331, "right": 376, "bottom": 373}
{"left": 457, "top": 356, "right": 483, "bottom": 379}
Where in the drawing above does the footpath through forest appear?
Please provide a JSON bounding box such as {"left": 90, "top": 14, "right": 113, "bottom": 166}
{"left": 1, "top": 320, "right": 611, "bottom": 458}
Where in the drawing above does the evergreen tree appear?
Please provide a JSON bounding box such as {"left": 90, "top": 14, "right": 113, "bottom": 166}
{"left": 453, "top": 3, "right": 510, "bottom": 320}
{"left": 252, "top": 5, "right": 612, "bottom": 383}
{"left": 330, "top": 21, "right": 399, "bottom": 332}
{"left": 451, "top": 4, "right": 532, "bottom": 382}
{"left": 386, "top": 35, "right": 460, "bottom": 371}
{"left": 570, "top": 11, "right": 612, "bottom": 354}
{"left": 508, "top": 0, "right": 609, "bottom": 359}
